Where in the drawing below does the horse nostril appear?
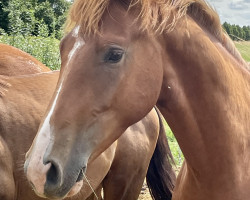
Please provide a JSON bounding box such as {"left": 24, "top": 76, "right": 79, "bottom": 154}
{"left": 44, "top": 161, "right": 64, "bottom": 198}
{"left": 46, "top": 162, "right": 60, "bottom": 186}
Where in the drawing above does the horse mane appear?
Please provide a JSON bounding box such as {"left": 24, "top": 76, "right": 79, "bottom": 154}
{"left": 65, "top": 0, "right": 189, "bottom": 34}
{"left": 66, "top": 0, "right": 249, "bottom": 69}
{"left": 187, "top": 1, "right": 249, "bottom": 69}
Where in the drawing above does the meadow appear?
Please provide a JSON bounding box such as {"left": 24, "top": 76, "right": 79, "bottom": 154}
{"left": 235, "top": 41, "right": 250, "bottom": 62}
{"left": 0, "top": 36, "right": 249, "bottom": 168}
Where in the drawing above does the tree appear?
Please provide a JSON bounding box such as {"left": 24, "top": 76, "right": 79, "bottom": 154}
{"left": 223, "top": 22, "right": 250, "bottom": 41}
{"left": 236, "top": 25, "right": 245, "bottom": 40}
{"left": 6, "top": 0, "right": 36, "bottom": 36}
{"left": 222, "top": 22, "right": 232, "bottom": 35}
{"left": 1, "top": 0, "right": 71, "bottom": 39}
{"left": 0, "top": 0, "right": 10, "bottom": 31}
{"left": 243, "top": 26, "right": 250, "bottom": 41}
{"left": 34, "top": 0, "right": 71, "bottom": 37}
{"left": 35, "top": 1, "right": 55, "bottom": 35}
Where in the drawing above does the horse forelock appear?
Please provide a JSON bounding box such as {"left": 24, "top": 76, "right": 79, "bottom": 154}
{"left": 65, "top": 0, "right": 109, "bottom": 34}
{"left": 64, "top": 0, "right": 189, "bottom": 34}
{"left": 65, "top": 0, "right": 248, "bottom": 69}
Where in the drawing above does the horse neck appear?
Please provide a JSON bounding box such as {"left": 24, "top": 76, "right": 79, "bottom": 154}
{"left": 157, "top": 16, "right": 250, "bottom": 174}
{"left": 0, "top": 76, "right": 11, "bottom": 98}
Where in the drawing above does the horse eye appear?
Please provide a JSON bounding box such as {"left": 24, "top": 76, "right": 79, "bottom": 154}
{"left": 104, "top": 48, "right": 124, "bottom": 63}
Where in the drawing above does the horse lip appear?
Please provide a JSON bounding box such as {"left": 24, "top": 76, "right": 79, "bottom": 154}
{"left": 76, "top": 166, "right": 86, "bottom": 182}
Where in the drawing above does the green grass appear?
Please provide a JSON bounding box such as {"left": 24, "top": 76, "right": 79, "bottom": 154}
{"left": 0, "top": 35, "right": 61, "bottom": 70}
{"left": 164, "top": 121, "right": 184, "bottom": 168}
{"left": 235, "top": 41, "right": 250, "bottom": 62}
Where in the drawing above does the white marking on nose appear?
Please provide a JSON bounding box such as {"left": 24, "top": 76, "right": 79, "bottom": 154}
{"left": 26, "top": 25, "right": 85, "bottom": 194}
{"left": 26, "top": 82, "right": 63, "bottom": 195}
{"left": 32, "top": 25, "right": 85, "bottom": 152}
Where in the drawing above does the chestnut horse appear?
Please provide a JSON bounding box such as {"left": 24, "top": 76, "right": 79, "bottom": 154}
{"left": 25, "top": 0, "right": 249, "bottom": 199}
{"left": 0, "top": 43, "right": 50, "bottom": 75}
{"left": 0, "top": 46, "right": 176, "bottom": 199}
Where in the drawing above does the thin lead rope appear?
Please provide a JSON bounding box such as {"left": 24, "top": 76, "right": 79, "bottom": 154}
{"left": 83, "top": 172, "right": 99, "bottom": 200}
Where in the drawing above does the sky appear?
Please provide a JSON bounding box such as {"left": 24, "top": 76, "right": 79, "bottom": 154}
{"left": 206, "top": 0, "right": 250, "bottom": 26}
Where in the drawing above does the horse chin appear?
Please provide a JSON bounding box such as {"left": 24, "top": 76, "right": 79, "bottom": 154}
{"left": 65, "top": 167, "right": 86, "bottom": 198}
{"left": 66, "top": 180, "right": 83, "bottom": 198}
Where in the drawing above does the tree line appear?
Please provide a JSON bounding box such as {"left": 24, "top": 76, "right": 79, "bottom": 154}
{"left": 0, "top": 0, "right": 72, "bottom": 39}
{"left": 222, "top": 22, "right": 250, "bottom": 41}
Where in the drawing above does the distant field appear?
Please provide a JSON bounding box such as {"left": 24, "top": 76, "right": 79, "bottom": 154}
{"left": 235, "top": 41, "right": 250, "bottom": 62}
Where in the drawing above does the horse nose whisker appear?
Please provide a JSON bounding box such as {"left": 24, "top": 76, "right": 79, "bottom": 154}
{"left": 83, "top": 172, "right": 99, "bottom": 200}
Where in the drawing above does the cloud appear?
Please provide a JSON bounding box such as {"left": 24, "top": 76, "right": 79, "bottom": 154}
{"left": 241, "top": 12, "right": 250, "bottom": 20}
{"left": 206, "top": 0, "right": 250, "bottom": 25}
{"left": 229, "top": 1, "right": 249, "bottom": 10}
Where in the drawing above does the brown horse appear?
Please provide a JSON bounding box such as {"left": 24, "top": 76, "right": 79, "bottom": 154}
{"left": 25, "top": 0, "right": 250, "bottom": 199}
{"left": 0, "top": 47, "right": 175, "bottom": 199}
{"left": 0, "top": 45, "right": 54, "bottom": 199}
{"left": 0, "top": 43, "right": 50, "bottom": 75}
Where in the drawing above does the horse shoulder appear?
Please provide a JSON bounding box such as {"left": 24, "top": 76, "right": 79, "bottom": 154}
{"left": 0, "top": 135, "right": 15, "bottom": 200}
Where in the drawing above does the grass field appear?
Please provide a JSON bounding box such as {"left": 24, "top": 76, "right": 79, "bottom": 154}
{"left": 235, "top": 41, "right": 250, "bottom": 62}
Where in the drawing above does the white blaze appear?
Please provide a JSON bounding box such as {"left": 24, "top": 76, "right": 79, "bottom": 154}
{"left": 26, "top": 25, "right": 85, "bottom": 195}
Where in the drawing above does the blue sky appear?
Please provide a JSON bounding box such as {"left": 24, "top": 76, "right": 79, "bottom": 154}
{"left": 206, "top": 0, "right": 250, "bottom": 26}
